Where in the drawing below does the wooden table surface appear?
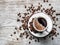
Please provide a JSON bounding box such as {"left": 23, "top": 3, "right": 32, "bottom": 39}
{"left": 0, "top": 0, "right": 60, "bottom": 45}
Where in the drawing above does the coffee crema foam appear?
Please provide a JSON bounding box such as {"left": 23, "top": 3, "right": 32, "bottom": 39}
{"left": 34, "top": 19, "right": 45, "bottom": 30}
{"left": 33, "top": 17, "right": 47, "bottom": 31}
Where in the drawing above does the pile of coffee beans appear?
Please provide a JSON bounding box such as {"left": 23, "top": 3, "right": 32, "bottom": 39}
{"left": 10, "top": 1, "right": 60, "bottom": 44}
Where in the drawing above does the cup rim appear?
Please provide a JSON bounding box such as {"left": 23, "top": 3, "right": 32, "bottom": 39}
{"left": 33, "top": 17, "right": 47, "bottom": 32}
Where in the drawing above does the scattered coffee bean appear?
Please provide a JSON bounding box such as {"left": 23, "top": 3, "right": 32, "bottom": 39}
{"left": 26, "top": 34, "right": 29, "bottom": 38}
{"left": 43, "top": 0, "right": 48, "bottom": 2}
{"left": 56, "top": 13, "right": 60, "bottom": 15}
{"left": 17, "top": 38, "right": 19, "bottom": 40}
{"left": 37, "top": 6, "right": 41, "bottom": 10}
{"left": 29, "top": 36, "right": 33, "bottom": 40}
{"left": 53, "top": 24, "right": 57, "bottom": 27}
{"left": 53, "top": 23, "right": 55, "bottom": 25}
{"left": 57, "top": 33, "right": 59, "bottom": 35}
{"left": 29, "top": 41, "right": 31, "bottom": 44}
{"left": 56, "top": 18, "right": 58, "bottom": 21}
{"left": 51, "top": 30, "right": 56, "bottom": 36}
{"left": 43, "top": 8, "right": 45, "bottom": 10}
{"left": 41, "top": 5, "right": 42, "bottom": 7}
{"left": 41, "top": 10, "right": 43, "bottom": 12}
{"left": 15, "top": 27, "right": 17, "bottom": 30}
{"left": 25, "top": 5, "right": 27, "bottom": 8}
{"left": 19, "top": 33, "right": 23, "bottom": 37}
{"left": 17, "top": 19, "right": 20, "bottom": 22}
{"left": 17, "top": 13, "right": 21, "bottom": 16}
{"left": 35, "top": 39, "right": 37, "bottom": 42}
{"left": 19, "top": 26, "right": 21, "bottom": 30}
{"left": 22, "top": 17, "right": 25, "bottom": 19}
{"left": 52, "top": 16, "right": 56, "bottom": 21}
{"left": 49, "top": 35, "right": 51, "bottom": 38}
{"left": 31, "top": 4, "right": 33, "bottom": 7}
{"left": 10, "top": 34, "right": 13, "bottom": 36}
{"left": 24, "top": 13, "right": 27, "bottom": 16}
{"left": 14, "top": 32, "right": 16, "bottom": 34}
{"left": 38, "top": 3, "right": 40, "bottom": 5}
{"left": 21, "top": 20, "right": 24, "bottom": 23}
{"left": 37, "top": 38, "right": 40, "bottom": 42}
{"left": 52, "top": 37, "right": 54, "bottom": 40}
{"left": 59, "top": 26, "right": 60, "bottom": 28}
{"left": 55, "top": 34, "right": 57, "bottom": 37}
{"left": 49, "top": 4, "right": 51, "bottom": 6}
{"left": 50, "top": 7, "right": 53, "bottom": 10}
{"left": 55, "top": 24, "right": 57, "bottom": 27}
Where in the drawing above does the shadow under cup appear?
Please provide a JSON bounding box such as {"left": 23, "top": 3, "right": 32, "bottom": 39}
{"left": 33, "top": 17, "right": 47, "bottom": 32}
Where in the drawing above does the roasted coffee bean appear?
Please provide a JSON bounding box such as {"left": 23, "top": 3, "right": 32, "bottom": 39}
{"left": 56, "top": 13, "right": 60, "bottom": 15}
{"left": 32, "top": 36, "right": 35, "bottom": 39}
{"left": 51, "top": 30, "right": 56, "bottom": 35}
{"left": 19, "top": 26, "right": 21, "bottom": 30}
{"left": 56, "top": 18, "right": 58, "bottom": 21}
{"left": 17, "top": 19, "right": 20, "bottom": 22}
{"left": 59, "top": 26, "right": 60, "bottom": 28}
{"left": 17, "top": 13, "right": 21, "bottom": 16}
{"left": 53, "top": 24, "right": 57, "bottom": 27}
{"left": 25, "top": 5, "right": 27, "bottom": 8}
{"left": 29, "top": 41, "right": 31, "bottom": 44}
{"left": 41, "top": 5, "right": 42, "bottom": 7}
{"left": 14, "top": 32, "right": 16, "bottom": 34}
{"left": 52, "top": 37, "right": 54, "bottom": 40}
{"left": 17, "top": 38, "right": 19, "bottom": 40}
{"left": 10, "top": 34, "right": 13, "bottom": 36}
{"left": 22, "top": 17, "right": 25, "bottom": 19}
{"left": 29, "top": 36, "right": 33, "bottom": 40}
{"left": 55, "top": 24, "right": 57, "bottom": 27}
{"left": 38, "top": 3, "right": 40, "bottom": 5}
{"left": 43, "top": 8, "right": 45, "bottom": 10}
{"left": 37, "top": 38, "right": 40, "bottom": 42}
{"left": 43, "top": 0, "right": 48, "bottom": 2}
{"left": 15, "top": 27, "right": 17, "bottom": 30}
{"left": 27, "top": 13, "right": 29, "bottom": 14}
{"left": 22, "top": 32, "right": 24, "bottom": 35}
{"left": 55, "top": 34, "right": 57, "bottom": 37}
{"left": 52, "top": 16, "right": 56, "bottom": 21}
{"left": 37, "top": 6, "right": 40, "bottom": 10}
{"left": 26, "top": 34, "right": 29, "bottom": 38}
{"left": 21, "top": 20, "right": 24, "bottom": 23}
{"left": 29, "top": 22, "right": 33, "bottom": 25}
{"left": 53, "top": 10, "right": 56, "bottom": 12}
{"left": 31, "top": 4, "right": 33, "bottom": 7}
{"left": 49, "top": 35, "right": 51, "bottom": 38}
{"left": 50, "top": 7, "right": 53, "bottom": 10}
{"left": 53, "top": 24, "right": 55, "bottom": 25}
{"left": 19, "top": 33, "right": 23, "bottom": 37}
{"left": 57, "top": 33, "right": 59, "bottom": 35}
{"left": 35, "top": 39, "right": 37, "bottom": 42}
{"left": 49, "top": 4, "right": 51, "bottom": 6}
{"left": 41, "top": 10, "right": 43, "bottom": 12}
{"left": 24, "top": 13, "right": 27, "bottom": 16}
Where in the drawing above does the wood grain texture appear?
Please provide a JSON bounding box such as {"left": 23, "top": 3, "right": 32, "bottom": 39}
{"left": 0, "top": 0, "right": 60, "bottom": 45}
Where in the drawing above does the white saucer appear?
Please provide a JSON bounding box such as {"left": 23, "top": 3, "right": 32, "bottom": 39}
{"left": 28, "top": 13, "right": 53, "bottom": 37}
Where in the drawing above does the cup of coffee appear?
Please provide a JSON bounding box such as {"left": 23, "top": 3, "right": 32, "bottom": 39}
{"left": 33, "top": 17, "right": 47, "bottom": 32}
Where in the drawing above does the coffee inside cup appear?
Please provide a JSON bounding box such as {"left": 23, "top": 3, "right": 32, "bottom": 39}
{"left": 33, "top": 17, "right": 47, "bottom": 31}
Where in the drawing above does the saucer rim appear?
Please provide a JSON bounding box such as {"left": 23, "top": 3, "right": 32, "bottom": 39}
{"left": 28, "top": 13, "right": 53, "bottom": 37}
